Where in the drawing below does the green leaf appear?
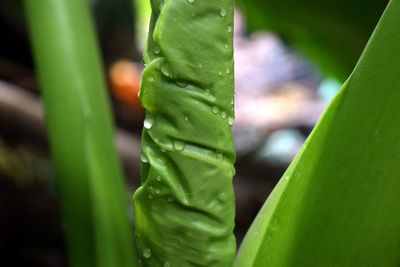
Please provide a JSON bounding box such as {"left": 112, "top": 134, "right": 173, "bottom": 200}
{"left": 235, "top": 0, "right": 400, "bottom": 266}
{"left": 132, "top": 0, "right": 236, "bottom": 266}
{"left": 24, "top": 1, "right": 136, "bottom": 266}
{"left": 237, "top": 0, "right": 386, "bottom": 80}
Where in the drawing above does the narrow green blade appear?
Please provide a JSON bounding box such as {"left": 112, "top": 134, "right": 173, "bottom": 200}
{"left": 235, "top": 0, "right": 400, "bottom": 266}
{"left": 24, "top": 1, "right": 136, "bottom": 266}
{"left": 133, "top": 0, "right": 236, "bottom": 266}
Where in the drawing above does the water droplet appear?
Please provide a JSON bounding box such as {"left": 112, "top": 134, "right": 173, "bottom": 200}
{"left": 144, "top": 114, "right": 155, "bottom": 129}
{"left": 143, "top": 248, "right": 152, "bottom": 258}
{"left": 225, "top": 44, "right": 229, "bottom": 49}
{"left": 154, "top": 45, "right": 161, "bottom": 54}
{"left": 176, "top": 81, "right": 187, "bottom": 87}
{"left": 157, "top": 157, "right": 165, "bottom": 165}
{"left": 230, "top": 98, "right": 234, "bottom": 105}
{"left": 140, "top": 152, "right": 148, "bottom": 163}
{"left": 156, "top": 176, "right": 162, "bottom": 182}
{"left": 173, "top": 140, "right": 185, "bottom": 151}
{"left": 218, "top": 192, "right": 227, "bottom": 202}
{"left": 148, "top": 194, "right": 153, "bottom": 200}
{"left": 161, "top": 63, "right": 173, "bottom": 78}
{"left": 221, "top": 111, "right": 227, "bottom": 118}
{"left": 220, "top": 8, "right": 227, "bottom": 17}
{"left": 212, "top": 106, "right": 219, "bottom": 114}
{"left": 225, "top": 68, "right": 230, "bottom": 74}
{"left": 167, "top": 196, "right": 175, "bottom": 203}
{"left": 216, "top": 153, "right": 223, "bottom": 160}
{"left": 218, "top": 71, "right": 223, "bottom": 76}
{"left": 164, "top": 262, "right": 170, "bottom": 267}
{"left": 205, "top": 89, "right": 211, "bottom": 96}
{"left": 184, "top": 115, "right": 189, "bottom": 122}
{"left": 199, "top": 63, "right": 203, "bottom": 69}
{"left": 187, "top": 0, "right": 195, "bottom": 3}
{"left": 155, "top": 189, "right": 160, "bottom": 195}
{"left": 270, "top": 218, "right": 281, "bottom": 231}
{"left": 148, "top": 77, "right": 154, "bottom": 83}
{"left": 227, "top": 26, "right": 232, "bottom": 32}
{"left": 228, "top": 116, "right": 234, "bottom": 126}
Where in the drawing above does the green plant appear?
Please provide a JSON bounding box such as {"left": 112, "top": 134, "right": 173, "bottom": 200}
{"left": 235, "top": 0, "right": 400, "bottom": 265}
{"left": 132, "top": 0, "right": 236, "bottom": 265}
{"left": 24, "top": 0, "right": 136, "bottom": 266}
{"left": 24, "top": 0, "right": 400, "bottom": 266}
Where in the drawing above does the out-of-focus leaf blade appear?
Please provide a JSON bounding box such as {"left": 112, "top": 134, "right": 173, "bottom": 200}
{"left": 235, "top": 0, "right": 400, "bottom": 266}
{"left": 237, "top": 0, "right": 387, "bottom": 80}
{"left": 132, "top": 0, "right": 236, "bottom": 266}
{"left": 24, "top": 1, "right": 136, "bottom": 266}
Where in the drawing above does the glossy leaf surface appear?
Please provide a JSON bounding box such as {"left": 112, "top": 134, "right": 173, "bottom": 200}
{"left": 133, "top": 0, "right": 236, "bottom": 266}
{"left": 235, "top": 0, "right": 400, "bottom": 266}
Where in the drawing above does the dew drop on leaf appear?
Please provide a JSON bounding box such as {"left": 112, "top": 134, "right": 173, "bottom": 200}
{"left": 220, "top": 8, "right": 227, "bottom": 17}
{"left": 143, "top": 248, "right": 152, "bottom": 258}
{"left": 161, "top": 63, "right": 172, "bottom": 78}
{"left": 164, "top": 262, "right": 170, "bottom": 267}
{"left": 228, "top": 116, "right": 234, "bottom": 126}
{"left": 212, "top": 106, "right": 220, "bottom": 114}
{"left": 216, "top": 152, "right": 223, "bottom": 160}
{"left": 140, "top": 152, "right": 148, "bottom": 163}
{"left": 167, "top": 196, "right": 175, "bottom": 203}
{"left": 176, "top": 81, "right": 187, "bottom": 87}
{"left": 173, "top": 140, "right": 185, "bottom": 151}
{"left": 154, "top": 45, "right": 160, "bottom": 54}
{"left": 157, "top": 157, "right": 165, "bottom": 165}
{"left": 221, "top": 111, "right": 227, "bottom": 118}
{"left": 144, "top": 114, "right": 154, "bottom": 129}
{"left": 205, "top": 89, "right": 211, "bottom": 96}
{"left": 187, "top": 0, "right": 195, "bottom": 3}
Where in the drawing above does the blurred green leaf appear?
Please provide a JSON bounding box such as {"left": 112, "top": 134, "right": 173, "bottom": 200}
{"left": 237, "top": 0, "right": 388, "bottom": 80}
{"left": 24, "top": 0, "right": 136, "bottom": 266}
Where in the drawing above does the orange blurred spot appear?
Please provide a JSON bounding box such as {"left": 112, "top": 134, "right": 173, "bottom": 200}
{"left": 109, "top": 60, "right": 143, "bottom": 113}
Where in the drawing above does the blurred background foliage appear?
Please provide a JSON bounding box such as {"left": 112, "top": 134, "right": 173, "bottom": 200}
{"left": 0, "top": 0, "right": 387, "bottom": 266}
{"left": 236, "top": 0, "right": 388, "bottom": 81}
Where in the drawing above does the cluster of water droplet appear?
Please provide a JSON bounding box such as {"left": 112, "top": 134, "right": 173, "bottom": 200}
{"left": 211, "top": 105, "right": 234, "bottom": 126}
